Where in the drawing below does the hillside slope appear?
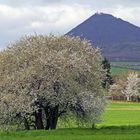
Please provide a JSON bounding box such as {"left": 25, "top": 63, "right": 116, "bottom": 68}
{"left": 67, "top": 13, "right": 140, "bottom": 61}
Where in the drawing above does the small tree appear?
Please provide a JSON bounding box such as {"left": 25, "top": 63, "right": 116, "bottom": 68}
{"left": 102, "top": 58, "right": 113, "bottom": 89}
{"left": 122, "top": 72, "right": 140, "bottom": 101}
{"left": 0, "top": 35, "right": 106, "bottom": 130}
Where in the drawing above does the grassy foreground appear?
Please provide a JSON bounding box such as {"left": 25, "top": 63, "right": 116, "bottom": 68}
{"left": 1, "top": 101, "right": 140, "bottom": 140}
{"left": 1, "top": 127, "right": 140, "bottom": 140}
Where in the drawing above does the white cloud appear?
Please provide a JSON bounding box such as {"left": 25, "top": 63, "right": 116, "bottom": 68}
{"left": 0, "top": 0, "right": 140, "bottom": 48}
{"left": 0, "top": 3, "right": 93, "bottom": 48}
{"left": 97, "top": 5, "right": 140, "bottom": 27}
{"left": 111, "top": 6, "right": 140, "bottom": 26}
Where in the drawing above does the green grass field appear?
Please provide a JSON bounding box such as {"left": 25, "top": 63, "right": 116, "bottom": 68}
{"left": 1, "top": 102, "right": 140, "bottom": 140}
{"left": 1, "top": 127, "right": 140, "bottom": 140}
{"left": 111, "top": 67, "right": 129, "bottom": 75}
{"left": 111, "top": 61, "right": 140, "bottom": 75}
{"left": 100, "top": 102, "right": 140, "bottom": 126}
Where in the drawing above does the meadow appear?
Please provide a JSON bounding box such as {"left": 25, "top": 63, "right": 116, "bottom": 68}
{"left": 1, "top": 102, "right": 140, "bottom": 140}
{"left": 100, "top": 102, "right": 140, "bottom": 126}
{"left": 111, "top": 61, "right": 140, "bottom": 75}
{"left": 111, "top": 67, "right": 129, "bottom": 75}
{"left": 1, "top": 127, "right": 140, "bottom": 140}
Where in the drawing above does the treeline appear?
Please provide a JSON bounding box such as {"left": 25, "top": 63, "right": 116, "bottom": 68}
{"left": 109, "top": 72, "right": 140, "bottom": 102}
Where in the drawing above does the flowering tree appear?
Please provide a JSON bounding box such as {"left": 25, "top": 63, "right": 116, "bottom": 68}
{"left": 109, "top": 74, "right": 125, "bottom": 99}
{"left": 0, "top": 35, "right": 106, "bottom": 130}
{"left": 122, "top": 72, "right": 140, "bottom": 101}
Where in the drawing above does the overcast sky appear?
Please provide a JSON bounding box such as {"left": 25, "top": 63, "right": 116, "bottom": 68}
{"left": 0, "top": 0, "right": 140, "bottom": 48}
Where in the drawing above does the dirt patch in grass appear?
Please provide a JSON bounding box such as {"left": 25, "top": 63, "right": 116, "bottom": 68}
{"left": 107, "top": 107, "right": 140, "bottom": 110}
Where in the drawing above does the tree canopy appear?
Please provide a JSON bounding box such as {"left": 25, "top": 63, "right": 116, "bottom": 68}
{"left": 102, "top": 58, "right": 113, "bottom": 89}
{"left": 0, "top": 35, "right": 106, "bottom": 130}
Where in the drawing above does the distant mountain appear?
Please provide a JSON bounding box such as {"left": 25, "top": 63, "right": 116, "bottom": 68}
{"left": 67, "top": 13, "right": 140, "bottom": 61}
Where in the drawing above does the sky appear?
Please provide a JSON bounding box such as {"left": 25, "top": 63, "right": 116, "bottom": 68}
{"left": 0, "top": 0, "right": 140, "bottom": 48}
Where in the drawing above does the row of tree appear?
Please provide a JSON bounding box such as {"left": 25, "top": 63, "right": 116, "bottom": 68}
{"left": 0, "top": 35, "right": 107, "bottom": 130}
{"left": 110, "top": 72, "right": 140, "bottom": 101}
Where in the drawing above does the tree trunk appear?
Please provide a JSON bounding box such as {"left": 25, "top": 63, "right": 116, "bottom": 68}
{"left": 138, "top": 97, "right": 140, "bottom": 102}
{"left": 50, "top": 106, "right": 59, "bottom": 129}
{"left": 92, "top": 123, "right": 95, "bottom": 129}
{"left": 126, "top": 96, "right": 130, "bottom": 102}
{"left": 35, "top": 109, "right": 44, "bottom": 129}
{"left": 45, "top": 117, "right": 50, "bottom": 130}
{"left": 44, "top": 107, "right": 50, "bottom": 130}
{"left": 135, "top": 98, "right": 137, "bottom": 102}
{"left": 44, "top": 106, "right": 59, "bottom": 130}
